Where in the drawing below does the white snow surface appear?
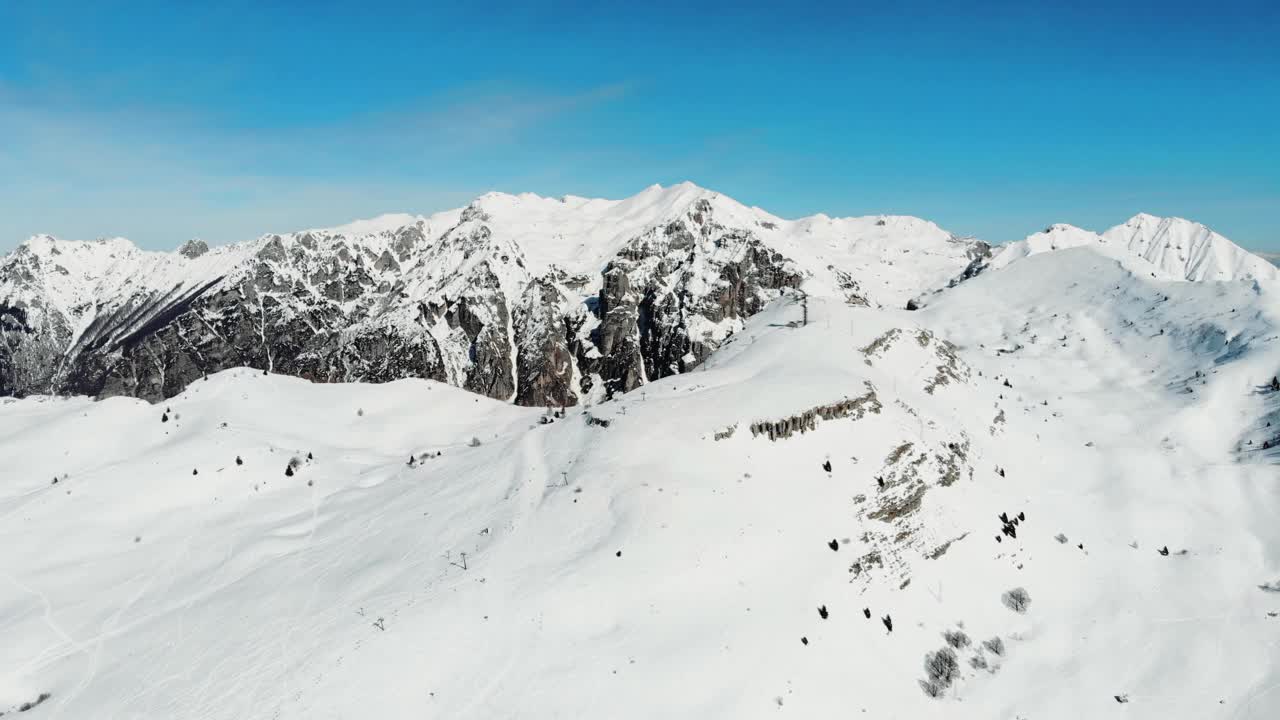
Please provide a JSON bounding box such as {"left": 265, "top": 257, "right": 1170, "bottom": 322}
{"left": 4, "top": 189, "right": 1280, "bottom": 718}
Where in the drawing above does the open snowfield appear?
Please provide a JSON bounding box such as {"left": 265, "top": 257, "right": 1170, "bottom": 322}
{"left": 4, "top": 232, "right": 1280, "bottom": 718}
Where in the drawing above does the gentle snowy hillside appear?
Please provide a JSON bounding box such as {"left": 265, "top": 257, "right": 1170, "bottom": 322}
{"left": 4, "top": 235, "right": 1280, "bottom": 718}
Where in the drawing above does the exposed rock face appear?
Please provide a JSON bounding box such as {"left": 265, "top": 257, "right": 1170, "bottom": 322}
{"left": 514, "top": 278, "right": 579, "bottom": 408}
{"left": 177, "top": 239, "right": 209, "bottom": 259}
{"left": 0, "top": 298, "right": 70, "bottom": 397}
{"left": 0, "top": 185, "right": 988, "bottom": 405}
{"left": 592, "top": 266, "right": 646, "bottom": 398}
{"left": 748, "top": 383, "right": 883, "bottom": 441}
{"left": 582, "top": 202, "right": 806, "bottom": 398}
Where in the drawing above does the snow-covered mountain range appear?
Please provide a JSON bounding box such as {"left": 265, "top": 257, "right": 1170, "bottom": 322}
{"left": 3, "top": 183, "right": 1271, "bottom": 407}
{"left": 3, "top": 184, "right": 1280, "bottom": 719}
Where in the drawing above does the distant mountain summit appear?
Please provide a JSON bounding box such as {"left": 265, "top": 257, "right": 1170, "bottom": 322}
{"left": 988, "top": 213, "right": 1276, "bottom": 283}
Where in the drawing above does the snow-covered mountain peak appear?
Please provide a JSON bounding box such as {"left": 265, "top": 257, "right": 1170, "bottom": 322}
{"left": 1101, "top": 213, "right": 1276, "bottom": 283}
{"left": 418, "top": 182, "right": 742, "bottom": 280}
{"left": 4, "top": 235, "right": 149, "bottom": 312}
{"left": 319, "top": 212, "right": 426, "bottom": 238}
{"left": 17, "top": 233, "right": 58, "bottom": 251}
{"left": 986, "top": 214, "right": 1275, "bottom": 285}
{"left": 1005, "top": 229, "right": 1181, "bottom": 281}
{"left": 17, "top": 233, "right": 140, "bottom": 257}
{"left": 1125, "top": 211, "right": 1164, "bottom": 226}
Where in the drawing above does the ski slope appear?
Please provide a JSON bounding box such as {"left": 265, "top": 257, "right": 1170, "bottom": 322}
{"left": 3, "top": 239, "right": 1280, "bottom": 719}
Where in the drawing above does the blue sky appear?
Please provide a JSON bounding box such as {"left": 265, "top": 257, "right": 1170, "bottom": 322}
{"left": 1, "top": 0, "right": 1277, "bottom": 251}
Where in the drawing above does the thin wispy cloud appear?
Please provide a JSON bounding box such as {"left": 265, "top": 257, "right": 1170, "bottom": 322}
{"left": 1, "top": 2, "right": 1276, "bottom": 251}
{"left": 0, "top": 81, "right": 632, "bottom": 248}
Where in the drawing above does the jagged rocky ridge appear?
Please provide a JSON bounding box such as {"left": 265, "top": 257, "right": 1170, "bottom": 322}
{"left": 1, "top": 184, "right": 989, "bottom": 404}
{"left": 3, "top": 183, "right": 1269, "bottom": 406}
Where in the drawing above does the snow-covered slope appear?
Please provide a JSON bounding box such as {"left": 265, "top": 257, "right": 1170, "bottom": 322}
{"left": 4, "top": 233, "right": 1280, "bottom": 718}
{"left": 5, "top": 186, "right": 1280, "bottom": 718}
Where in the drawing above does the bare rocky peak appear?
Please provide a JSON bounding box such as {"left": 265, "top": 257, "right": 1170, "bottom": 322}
{"left": 177, "top": 239, "right": 210, "bottom": 259}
